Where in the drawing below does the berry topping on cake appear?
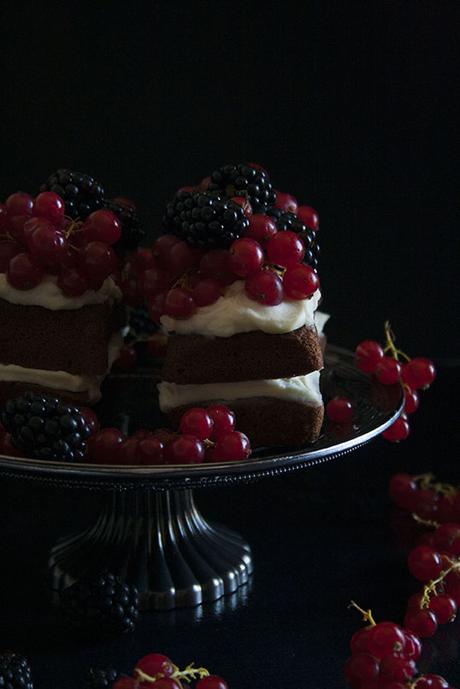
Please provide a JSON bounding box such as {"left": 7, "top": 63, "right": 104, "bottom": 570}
{"left": 0, "top": 652, "right": 33, "bottom": 689}
{"left": 1, "top": 391, "right": 92, "bottom": 461}
{"left": 207, "top": 163, "right": 276, "bottom": 212}
{"left": 163, "top": 190, "right": 249, "bottom": 248}
{"left": 60, "top": 571, "right": 139, "bottom": 635}
{"left": 40, "top": 168, "right": 105, "bottom": 219}
{"left": 267, "top": 208, "right": 320, "bottom": 269}
{"left": 103, "top": 198, "right": 145, "bottom": 252}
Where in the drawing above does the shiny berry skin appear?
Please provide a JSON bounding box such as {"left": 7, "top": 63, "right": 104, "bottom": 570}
{"left": 0, "top": 203, "right": 8, "bottom": 229}
{"left": 245, "top": 269, "right": 284, "bottom": 305}
{"left": 114, "top": 345, "right": 137, "bottom": 370}
{"left": 382, "top": 416, "right": 410, "bottom": 442}
{"left": 179, "top": 407, "right": 214, "bottom": 440}
{"left": 165, "top": 435, "right": 205, "bottom": 464}
{"left": 113, "top": 679, "right": 139, "bottom": 689}
{"left": 408, "top": 545, "right": 443, "bottom": 582}
{"left": 199, "top": 249, "right": 237, "bottom": 285}
{"left": 164, "top": 287, "right": 197, "bottom": 318}
{"left": 81, "top": 241, "right": 118, "bottom": 286}
{"left": 33, "top": 191, "right": 65, "bottom": 222}
{"left": 152, "top": 233, "right": 181, "bottom": 260}
{"left": 434, "top": 522, "right": 460, "bottom": 555}
{"left": 266, "top": 230, "right": 305, "bottom": 267}
{"left": 80, "top": 407, "right": 100, "bottom": 433}
{"left": 168, "top": 240, "right": 202, "bottom": 277}
{"left": 429, "top": 594, "right": 457, "bottom": 623}
{"left": 413, "top": 488, "right": 439, "bottom": 520}
{"left": 402, "top": 631, "right": 422, "bottom": 660}
{"left": 379, "top": 653, "right": 416, "bottom": 682}
{"left": 140, "top": 267, "right": 171, "bottom": 297}
{"left": 403, "top": 608, "right": 438, "bottom": 637}
{"left": 326, "top": 397, "right": 353, "bottom": 424}
{"left": 344, "top": 653, "right": 379, "bottom": 684}
{"left": 230, "top": 195, "right": 252, "bottom": 216}
{"left": 283, "top": 264, "right": 319, "bottom": 300}
{"left": 416, "top": 675, "right": 450, "bottom": 689}
{"left": 375, "top": 357, "right": 402, "bottom": 384}
{"left": 192, "top": 278, "right": 224, "bottom": 306}
{"left": 207, "top": 405, "right": 235, "bottom": 440}
{"left": 87, "top": 428, "right": 126, "bottom": 464}
{"left": 404, "top": 387, "right": 419, "bottom": 414}
{"left": 402, "top": 357, "right": 436, "bottom": 389}
{"left": 8, "top": 214, "right": 31, "bottom": 243}
{"left": 0, "top": 240, "right": 22, "bottom": 272}
{"left": 388, "top": 473, "right": 418, "bottom": 511}
{"left": 274, "top": 191, "right": 298, "bottom": 213}
{"left": 115, "top": 437, "right": 140, "bottom": 464}
{"left": 83, "top": 209, "right": 121, "bottom": 245}
{"left": 367, "top": 622, "right": 405, "bottom": 659}
{"left": 137, "top": 436, "right": 164, "bottom": 465}
{"left": 196, "top": 677, "right": 228, "bottom": 689}
{"left": 350, "top": 626, "right": 372, "bottom": 654}
{"left": 7, "top": 252, "right": 44, "bottom": 289}
{"left": 57, "top": 268, "right": 88, "bottom": 296}
{"left": 355, "top": 340, "right": 385, "bottom": 374}
{"left": 244, "top": 213, "right": 277, "bottom": 242}
{"left": 29, "top": 225, "right": 67, "bottom": 267}
{"left": 131, "top": 247, "right": 157, "bottom": 273}
{"left": 147, "top": 680, "right": 181, "bottom": 689}
{"left": 229, "top": 237, "right": 264, "bottom": 277}
{"left": 6, "top": 191, "right": 34, "bottom": 216}
{"left": 134, "top": 653, "right": 174, "bottom": 677}
{"left": 213, "top": 431, "right": 251, "bottom": 462}
{"left": 297, "top": 205, "right": 319, "bottom": 230}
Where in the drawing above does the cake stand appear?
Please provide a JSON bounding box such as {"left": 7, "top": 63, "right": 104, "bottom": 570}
{"left": 0, "top": 346, "right": 403, "bottom": 610}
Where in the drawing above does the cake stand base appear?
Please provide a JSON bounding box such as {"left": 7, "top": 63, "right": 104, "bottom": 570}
{"left": 48, "top": 489, "right": 253, "bottom": 610}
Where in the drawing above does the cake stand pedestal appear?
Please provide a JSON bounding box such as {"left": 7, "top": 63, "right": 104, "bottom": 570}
{"left": 0, "top": 346, "right": 402, "bottom": 610}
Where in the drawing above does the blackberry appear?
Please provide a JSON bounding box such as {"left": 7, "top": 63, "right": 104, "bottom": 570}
{"left": 40, "top": 168, "right": 104, "bottom": 219}
{"left": 129, "top": 306, "right": 157, "bottom": 337}
{"left": 103, "top": 199, "right": 145, "bottom": 253}
{"left": 267, "top": 208, "right": 320, "bottom": 270}
{"left": 0, "top": 652, "right": 33, "bottom": 689}
{"left": 164, "top": 190, "right": 249, "bottom": 249}
{"left": 60, "top": 572, "right": 139, "bottom": 636}
{"left": 208, "top": 163, "right": 276, "bottom": 212}
{"left": 85, "top": 668, "right": 120, "bottom": 689}
{"left": 1, "top": 391, "right": 91, "bottom": 462}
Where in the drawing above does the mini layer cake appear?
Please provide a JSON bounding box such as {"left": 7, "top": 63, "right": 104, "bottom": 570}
{"left": 0, "top": 275, "right": 124, "bottom": 404}
{"left": 158, "top": 283, "right": 324, "bottom": 448}
{"left": 152, "top": 163, "right": 324, "bottom": 448}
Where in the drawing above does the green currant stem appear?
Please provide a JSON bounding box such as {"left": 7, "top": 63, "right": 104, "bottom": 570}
{"left": 411, "top": 512, "right": 440, "bottom": 529}
{"left": 383, "top": 320, "right": 411, "bottom": 362}
{"left": 420, "top": 558, "right": 460, "bottom": 609}
{"left": 349, "top": 600, "right": 377, "bottom": 626}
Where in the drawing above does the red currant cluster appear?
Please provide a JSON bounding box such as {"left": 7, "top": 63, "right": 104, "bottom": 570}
{"left": 354, "top": 323, "right": 436, "bottom": 442}
{"left": 345, "top": 602, "right": 450, "bottom": 688}
{"left": 86, "top": 405, "right": 251, "bottom": 465}
{"left": 112, "top": 652, "right": 227, "bottom": 688}
{"left": 0, "top": 190, "right": 122, "bottom": 294}
{"left": 124, "top": 205, "right": 320, "bottom": 323}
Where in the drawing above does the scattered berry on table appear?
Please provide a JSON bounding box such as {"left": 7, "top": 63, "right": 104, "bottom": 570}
{"left": 1, "top": 391, "right": 91, "bottom": 461}
{"left": 60, "top": 571, "right": 139, "bottom": 636}
{"left": 0, "top": 652, "right": 33, "bottom": 689}
{"left": 326, "top": 397, "right": 353, "bottom": 424}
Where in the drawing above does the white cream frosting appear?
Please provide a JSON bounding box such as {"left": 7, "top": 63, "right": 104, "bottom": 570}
{"left": 160, "top": 281, "right": 321, "bottom": 337}
{"left": 158, "top": 370, "right": 322, "bottom": 412}
{"left": 315, "top": 310, "right": 330, "bottom": 336}
{"left": 0, "top": 274, "right": 121, "bottom": 310}
{"left": 0, "top": 333, "right": 124, "bottom": 402}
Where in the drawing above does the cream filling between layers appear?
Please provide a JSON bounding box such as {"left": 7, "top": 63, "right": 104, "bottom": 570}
{"left": 161, "top": 281, "right": 322, "bottom": 337}
{"left": 0, "top": 275, "right": 122, "bottom": 310}
{"left": 0, "top": 333, "right": 124, "bottom": 401}
{"left": 158, "top": 371, "right": 323, "bottom": 412}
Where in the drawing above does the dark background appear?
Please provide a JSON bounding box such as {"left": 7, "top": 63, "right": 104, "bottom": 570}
{"left": 1, "top": 2, "right": 460, "bottom": 688}
{"left": 1, "top": 0, "right": 458, "bottom": 360}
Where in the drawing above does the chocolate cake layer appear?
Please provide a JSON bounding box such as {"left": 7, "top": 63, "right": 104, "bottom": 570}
{"left": 161, "top": 325, "right": 323, "bottom": 385}
{"left": 0, "top": 299, "right": 126, "bottom": 375}
{"left": 168, "top": 397, "right": 324, "bottom": 448}
{"left": 0, "top": 380, "right": 98, "bottom": 406}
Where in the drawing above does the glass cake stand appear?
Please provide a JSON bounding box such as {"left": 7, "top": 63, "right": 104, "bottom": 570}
{"left": 0, "top": 346, "right": 403, "bottom": 610}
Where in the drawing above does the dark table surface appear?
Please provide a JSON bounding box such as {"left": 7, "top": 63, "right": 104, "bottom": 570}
{"left": 0, "top": 362, "right": 458, "bottom": 689}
